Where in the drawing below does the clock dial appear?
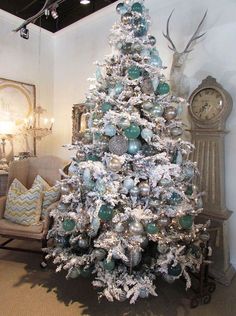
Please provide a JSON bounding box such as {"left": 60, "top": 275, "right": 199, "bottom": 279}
{"left": 191, "top": 88, "right": 224, "bottom": 120}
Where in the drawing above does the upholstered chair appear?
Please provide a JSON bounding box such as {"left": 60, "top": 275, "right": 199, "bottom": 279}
{"left": 0, "top": 155, "right": 67, "bottom": 267}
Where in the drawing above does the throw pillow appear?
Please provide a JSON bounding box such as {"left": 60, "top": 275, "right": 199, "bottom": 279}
{"left": 33, "top": 175, "right": 61, "bottom": 219}
{"left": 4, "top": 179, "right": 43, "bottom": 226}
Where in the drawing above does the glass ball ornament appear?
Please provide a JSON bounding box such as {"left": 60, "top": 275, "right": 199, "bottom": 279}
{"left": 141, "top": 128, "right": 153, "bottom": 142}
{"left": 128, "top": 66, "right": 141, "bottom": 80}
{"left": 60, "top": 184, "right": 70, "bottom": 195}
{"left": 103, "top": 259, "right": 115, "bottom": 271}
{"left": 114, "top": 222, "right": 125, "bottom": 233}
{"left": 150, "top": 55, "right": 162, "bottom": 67}
{"left": 129, "top": 220, "right": 144, "bottom": 235}
{"left": 163, "top": 106, "right": 178, "bottom": 121}
{"left": 156, "top": 82, "right": 170, "bottom": 95}
{"left": 121, "top": 12, "right": 133, "bottom": 25}
{"left": 108, "top": 157, "right": 123, "bottom": 172}
{"left": 63, "top": 219, "right": 76, "bottom": 232}
{"left": 185, "top": 185, "right": 193, "bottom": 196}
{"left": 142, "top": 144, "right": 157, "bottom": 157}
{"left": 170, "top": 126, "right": 183, "bottom": 137}
{"left": 148, "top": 35, "right": 156, "bottom": 46}
{"left": 104, "top": 124, "right": 116, "bottom": 137}
{"left": 130, "top": 186, "right": 140, "bottom": 196}
{"left": 131, "top": 2, "right": 143, "bottom": 13}
{"left": 172, "top": 150, "right": 183, "bottom": 165}
{"left": 118, "top": 117, "right": 130, "bottom": 129}
{"left": 179, "top": 214, "right": 193, "bottom": 229}
{"left": 101, "top": 102, "right": 112, "bottom": 113}
{"left": 142, "top": 101, "right": 154, "bottom": 111}
{"left": 140, "top": 236, "right": 149, "bottom": 248}
{"left": 55, "top": 235, "right": 69, "bottom": 247}
{"left": 98, "top": 204, "right": 114, "bottom": 221}
{"left": 69, "top": 267, "right": 80, "bottom": 279}
{"left": 78, "top": 236, "right": 90, "bottom": 249}
{"left": 139, "top": 287, "right": 149, "bottom": 299}
{"left": 133, "top": 17, "right": 148, "bottom": 37}
{"left": 124, "top": 123, "right": 141, "bottom": 139}
{"left": 168, "top": 263, "right": 182, "bottom": 277}
{"left": 146, "top": 222, "right": 158, "bottom": 234}
{"left": 93, "top": 248, "right": 107, "bottom": 261}
{"left": 127, "top": 139, "right": 142, "bottom": 155}
{"left": 116, "top": 2, "right": 128, "bottom": 15}
{"left": 123, "top": 177, "right": 134, "bottom": 190}
{"left": 150, "top": 104, "right": 164, "bottom": 117}
{"left": 138, "top": 181, "right": 150, "bottom": 197}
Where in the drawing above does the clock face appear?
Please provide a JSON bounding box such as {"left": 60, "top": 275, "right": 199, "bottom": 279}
{"left": 191, "top": 88, "right": 224, "bottom": 120}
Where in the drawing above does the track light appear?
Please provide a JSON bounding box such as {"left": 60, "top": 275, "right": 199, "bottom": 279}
{"left": 51, "top": 8, "right": 58, "bottom": 19}
{"left": 20, "top": 26, "right": 29, "bottom": 39}
{"left": 80, "top": 0, "right": 90, "bottom": 4}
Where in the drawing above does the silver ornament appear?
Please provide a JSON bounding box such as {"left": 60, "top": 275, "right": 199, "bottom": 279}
{"left": 158, "top": 217, "right": 171, "bottom": 227}
{"left": 140, "top": 236, "right": 149, "bottom": 248}
{"left": 109, "top": 135, "right": 128, "bottom": 155}
{"left": 200, "top": 231, "right": 210, "bottom": 242}
{"left": 157, "top": 242, "right": 169, "bottom": 254}
{"left": 115, "top": 222, "right": 125, "bottom": 233}
{"left": 142, "top": 101, "right": 154, "bottom": 111}
{"left": 108, "top": 157, "right": 122, "bottom": 172}
{"left": 138, "top": 182, "right": 150, "bottom": 197}
{"left": 130, "top": 186, "right": 139, "bottom": 196}
{"left": 164, "top": 106, "right": 178, "bottom": 120}
{"left": 150, "top": 104, "right": 164, "bottom": 117}
{"left": 121, "top": 12, "right": 133, "bottom": 25}
{"left": 93, "top": 248, "right": 106, "bottom": 260}
{"left": 123, "top": 177, "right": 134, "bottom": 191}
{"left": 118, "top": 292, "right": 127, "bottom": 302}
{"left": 141, "top": 78, "right": 154, "bottom": 95}
{"left": 170, "top": 126, "right": 183, "bottom": 137}
{"left": 195, "top": 196, "right": 203, "bottom": 208}
{"left": 61, "top": 184, "right": 70, "bottom": 195}
{"left": 129, "top": 220, "right": 144, "bottom": 235}
{"left": 139, "top": 287, "right": 149, "bottom": 298}
{"left": 78, "top": 237, "right": 89, "bottom": 249}
{"left": 123, "top": 249, "right": 142, "bottom": 267}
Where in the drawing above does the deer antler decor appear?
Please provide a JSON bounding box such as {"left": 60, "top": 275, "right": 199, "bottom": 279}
{"left": 163, "top": 10, "right": 207, "bottom": 98}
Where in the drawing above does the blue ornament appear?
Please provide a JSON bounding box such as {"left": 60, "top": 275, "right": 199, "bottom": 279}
{"left": 115, "top": 82, "right": 124, "bottom": 95}
{"left": 150, "top": 104, "right": 164, "bottom": 117}
{"left": 101, "top": 102, "right": 112, "bottom": 113}
{"left": 104, "top": 125, "right": 116, "bottom": 137}
{"left": 169, "top": 192, "right": 182, "bottom": 205}
{"left": 141, "top": 128, "right": 153, "bottom": 141}
{"left": 150, "top": 55, "right": 162, "bottom": 67}
{"left": 123, "top": 177, "right": 134, "bottom": 190}
{"left": 141, "top": 49, "right": 151, "bottom": 58}
{"left": 131, "top": 2, "right": 143, "bottom": 13}
{"left": 63, "top": 219, "right": 76, "bottom": 232}
{"left": 116, "top": 3, "right": 128, "bottom": 15}
{"left": 168, "top": 263, "right": 182, "bottom": 276}
{"left": 124, "top": 123, "right": 141, "bottom": 139}
{"left": 128, "top": 66, "right": 141, "bottom": 80}
{"left": 134, "top": 17, "right": 148, "bottom": 37}
{"left": 98, "top": 204, "right": 113, "bottom": 221}
{"left": 127, "top": 139, "right": 142, "bottom": 155}
{"left": 83, "top": 168, "right": 91, "bottom": 183}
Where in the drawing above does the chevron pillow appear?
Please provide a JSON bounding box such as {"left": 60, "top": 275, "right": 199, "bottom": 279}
{"left": 33, "top": 175, "right": 61, "bottom": 219}
{"left": 4, "top": 179, "right": 43, "bottom": 226}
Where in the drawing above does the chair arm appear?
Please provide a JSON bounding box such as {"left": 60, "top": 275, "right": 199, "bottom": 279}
{"left": 0, "top": 196, "right": 7, "bottom": 219}
{"left": 42, "top": 201, "right": 59, "bottom": 237}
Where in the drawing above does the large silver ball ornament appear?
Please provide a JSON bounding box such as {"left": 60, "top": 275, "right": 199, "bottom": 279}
{"left": 138, "top": 182, "right": 150, "bottom": 197}
{"left": 130, "top": 186, "right": 139, "bottom": 196}
{"left": 164, "top": 106, "right": 178, "bottom": 121}
{"left": 129, "top": 220, "right": 144, "bottom": 235}
{"left": 150, "top": 104, "right": 164, "bottom": 117}
{"left": 142, "top": 101, "right": 154, "bottom": 111}
{"left": 109, "top": 135, "right": 128, "bottom": 156}
{"left": 123, "top": 177, "right": 134, "bottom": 190}
{"left": 170, "top": 126, "right": 183, "bottom": 137}
{"left": 108, "top": 157, "right": 123, "bottom": 172}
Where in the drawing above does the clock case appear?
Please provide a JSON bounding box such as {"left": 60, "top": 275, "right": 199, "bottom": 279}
{"left": 188, "top": 76, "right": 235, "bottom": 285}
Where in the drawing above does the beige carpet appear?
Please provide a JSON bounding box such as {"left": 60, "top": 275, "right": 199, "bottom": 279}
{"left": 0, "top": 238, "right": 235, "bottom": 316}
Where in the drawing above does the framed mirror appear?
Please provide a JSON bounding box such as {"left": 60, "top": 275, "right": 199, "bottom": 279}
{"left": 72, "top": 103, "right": 89, "bottom": 144}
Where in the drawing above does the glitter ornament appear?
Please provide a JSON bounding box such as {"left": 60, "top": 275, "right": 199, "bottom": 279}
{"left": 98, "top": 204, "right": 114, "bottom": 221}
{"left": 169, "top": 192, "right": 182, "bottom": 205}
{"left": 141, "top": 128, "right": 153, "bottom": 141}
{"left": 146, "top": 223, "right": 158, "bottom": 234}
{"left": 63, "top": 219, "right": 76, "bottom": 232}
{"left": 131, "top": 2, "right": 143, "bottom": 13}
{"left": 168, "top": 263, "right": 182, "bottom": 276}
{"left": 138, "top": 181, "right": 150, "bottom": 197}
{"left": 109, "top": 135, "right": 128, "bottom": 155}
{"left": 156, "top": 82, "right": 170, "bottom": 95}
{"left": 103, "top": 259, "right": 115, "bottom": 271}
{"left": 101, "top": 102, "right": 112, "bottom": 113}
{"left": 127, "top": 139, "right": 142, "bottom": 155}
{"left": 128, "top": 66, "right": 142, "bottom": 80}
{"left": 164, "top": 106, "right": 178, "bottom": 121}
{"left": 129, "top": 220, "right": 144, "bottom": 235}
{"left": 108, "top": 157, "right": 123, "bottom": 172}
{"left": 124, "top": 123, "right": 141, "bottom": 139}
{"left": 179, "top": 215, "right": 193, "bottom": 229}
{"left": 93, "top": 248, "right": 107, "bottom": 260}
{"left": 150, "top": 104, "right": 164, "bottom": 117}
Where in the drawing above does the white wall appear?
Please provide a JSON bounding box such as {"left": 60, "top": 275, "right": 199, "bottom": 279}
{"left": 0, "top": 9, "right": 54, "bottom": 157}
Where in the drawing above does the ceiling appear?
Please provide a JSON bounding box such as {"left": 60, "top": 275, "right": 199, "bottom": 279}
{"left": 0, "top": 0, "right": 118, "bottom": 33}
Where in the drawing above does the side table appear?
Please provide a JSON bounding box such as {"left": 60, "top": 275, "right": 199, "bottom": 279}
{"left": 0, "top": 171, "right": 8, "bottom": 196}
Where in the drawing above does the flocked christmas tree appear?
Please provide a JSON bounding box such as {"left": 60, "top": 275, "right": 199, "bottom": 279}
{"left": 46, "top": 0, "right": 210, "bottom": 303}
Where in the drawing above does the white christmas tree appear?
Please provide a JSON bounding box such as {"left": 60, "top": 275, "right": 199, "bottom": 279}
{"left": 46, "top": 0, "right": 210, "bottom": 304}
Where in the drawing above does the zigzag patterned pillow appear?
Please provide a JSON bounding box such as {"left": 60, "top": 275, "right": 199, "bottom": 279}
{"left": 33, "top": 175, "right": 61, "bottom": 219}
{"left": 4, "top": 179, "right": 43, "bottom": 226}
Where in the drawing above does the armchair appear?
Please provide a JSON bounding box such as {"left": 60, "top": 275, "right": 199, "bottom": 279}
{"left": 0, "top": 156, "right": 67, "bottom": 267}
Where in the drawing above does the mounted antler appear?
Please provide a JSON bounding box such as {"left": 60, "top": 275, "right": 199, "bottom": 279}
{"left": 163, "top": 10, "right": 207, "bottom": 98}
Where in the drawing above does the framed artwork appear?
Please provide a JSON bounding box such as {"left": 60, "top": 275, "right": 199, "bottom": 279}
{"left": 72, "top": 103, "right": 88, "bottom": 144}
{"left": 0, "top": 78, "right": 36, "bottom": 156}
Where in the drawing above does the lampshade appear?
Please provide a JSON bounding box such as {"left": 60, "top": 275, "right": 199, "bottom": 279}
{"left": 0, "top": 120, "right": 15, "bottom": 135}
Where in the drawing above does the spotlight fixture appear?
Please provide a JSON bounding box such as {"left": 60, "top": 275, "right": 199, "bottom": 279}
{"left": 51, "top": 8, "right": 58, "bottom": 19}
{"left": 20, "top": 26, "right": 29, "bottom": 39}
{"left": 80, "top": 0, "right": 90, "bottom": 4}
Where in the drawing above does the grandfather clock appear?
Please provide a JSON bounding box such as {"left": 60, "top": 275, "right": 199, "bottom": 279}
{"left": 188, "top": 76, "right": 235, "bottom": 285}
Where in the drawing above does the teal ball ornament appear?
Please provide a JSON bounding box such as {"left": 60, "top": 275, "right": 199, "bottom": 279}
{"left": 98, "top": 204, "right": 114, "bottom": 221}
{"left": 115, "top": 82, "right": 124, "bottom": 94}
{"left": 134, "top": 17, "right": 148, "bottom": 37}
{"left": 156, "top": 82, "right": 170, "bottom": 95}
{"left": 131, "top": 2, "right": 143, "bottom": 13}
{"left": 101, "top": 102, "right": 112, "bottom": 113}
{"left": 116, "top": 3, "right": 128, "bottom": 15}
{"left": 124, "top": 123, "right": 141, "bottom": 139}
{"left": 179, "top": 215, "right": 193, "bottom": 229}
{"left": 168, "top": 263, "right": 182, "bottom": 276}
{"left": 63, "top": 219, "right": 76, "bottom": 232}
{"left": 150, "top": 104, "right": 164, "bottom": 117}
{"left": 141, "top": 128, "right": 153, "bottom": 142}
{"left": 150, "top": 55, "right": 162, "bottom": 67}
{"left": 128, "top": 66, "right": 141, "bottom": 80}
{"left": 103, "top": 259, "right": 115, "bottom": 271}
{"left": 104, "top": 124, "right": 116, "bottom": 137}
{"left": 127, "top": 139, "right": 141, "bottom": 155}
{"left": 146, "top": 223, "right": 158, "bottom": 234}
{"left": 87, "top": 155, "right": 100, "bottom": 161}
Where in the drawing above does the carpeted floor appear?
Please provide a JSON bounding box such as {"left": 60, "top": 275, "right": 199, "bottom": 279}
{"left": 0, "top": 238, "right": 235, "bottom": 316}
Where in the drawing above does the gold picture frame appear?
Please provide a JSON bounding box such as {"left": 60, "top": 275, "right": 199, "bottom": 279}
{"left": 72, "top": 103, "right": 89, "bottom": 144}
